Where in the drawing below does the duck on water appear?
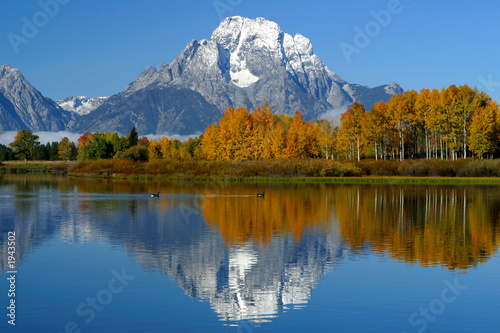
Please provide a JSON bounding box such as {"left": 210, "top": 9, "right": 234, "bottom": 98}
{"left": 150, "top": 192, "right": 160, "bottom": 197}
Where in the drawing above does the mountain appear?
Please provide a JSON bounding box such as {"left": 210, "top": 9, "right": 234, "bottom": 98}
{"left": 69, "top": 84, "right": 221, "bottom": 135}
{"left": 0, "top": 64, "right": 72, "bottom": 133}
{"left": 0, "top": 17, "right": 403, "bottom": 135}
{"left": 56, "top": 96, "right": 108, "bottom": 115}
{"left": 74, "top": 16, "right": 403, "bottom": 135}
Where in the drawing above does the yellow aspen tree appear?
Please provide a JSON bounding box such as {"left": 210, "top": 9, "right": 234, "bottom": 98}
{"left": 469, "top": 102, "right": 499, "bottom": 158}
{"left": 148, "top": 139, "right": 162, "bottom": 160}
{"left": 337, "top": 102, "right": 365, "bottom": 161}
{"left": 201, "top": 123, "right": 220, "bottom": 161}
{"left": 159, "top": 136, "right": 172, "bottom": 159}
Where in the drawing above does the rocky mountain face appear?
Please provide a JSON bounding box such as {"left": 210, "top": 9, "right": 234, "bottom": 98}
{"left": 56, "top": 96, "right": 108, "bottom": 115}
{"left": 0, "top": 64, "right": 72, "bottom": 132}
{"left": 69, "top": 84, "right": 221, "bottom": 135}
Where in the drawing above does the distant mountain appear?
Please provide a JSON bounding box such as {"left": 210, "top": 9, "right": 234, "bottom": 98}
{"left": 0, "top": 64, "right": 72, "bottom": 132}
{"left": 56, "top": 96, "right": 108, "bottom": 115}
{"left": 75, "top": 16, "right": 403, "bottom": 135}
{"left": 69, "top": 84, "right": 221, "bottom": 135}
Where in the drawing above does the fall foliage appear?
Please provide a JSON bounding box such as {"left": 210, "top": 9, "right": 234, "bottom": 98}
{"left": 327, "top": 85, "right": 498, "bottom": 160}
{"left": 200, "top": 105, "right": 320, "bottom": 160}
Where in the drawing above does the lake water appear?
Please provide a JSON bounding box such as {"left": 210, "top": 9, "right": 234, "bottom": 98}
{"left": 1, "top": 175, "right": 499, "bottom": 332}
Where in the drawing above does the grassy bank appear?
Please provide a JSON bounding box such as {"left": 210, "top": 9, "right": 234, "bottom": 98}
{"left": 3, "top": 158, "right": 500, "bottom": 184}
{"left": 357, "top": 159, "right": 500, "bottom": 177}
{"left": 69, "top": 159, "right": 362, "bottom": 179}
{"left": 0, "top": 161, "right": 76, "bottom": 174}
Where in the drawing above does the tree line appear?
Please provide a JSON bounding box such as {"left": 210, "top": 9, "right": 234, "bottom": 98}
{"left": 337, "top": 85, "right": 498, "bottom": 161}
{"left": 199, "top": 85, "right": 499, "bottom": 161}
{"left": 1, "top": 130, "right": 77, "bottom": 162}
{"left": 2, "top": 84, "right": 498, "bottom": 163}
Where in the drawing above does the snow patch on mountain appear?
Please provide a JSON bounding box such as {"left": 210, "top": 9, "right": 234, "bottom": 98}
{"left": 230, "top": 62, "right": 259, "bottom": 87}
{"left": 384, "top": 82, "right": 403, "bottom": 95}
{"left": 57, "top": 96, "right": 108, "bottom": 115}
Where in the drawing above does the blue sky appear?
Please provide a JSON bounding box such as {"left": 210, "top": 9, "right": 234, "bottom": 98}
{"left": 1, "top": 0, "right": 499, "bottom": 102}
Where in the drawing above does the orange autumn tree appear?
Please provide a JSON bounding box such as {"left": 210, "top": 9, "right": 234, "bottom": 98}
{"left": 77, "top": 132, "right": 94, "bottom": 160}
{"left": 268, "top": 121, "right": 287, "bottom": 159}
{"left": 283, "top": 111, "right": 320, "bottom": 158}
{"left": 217, "top": 106, "right": 253, "bottom": 160}
{"left": 201, "top": 123, "right": 220, "bottom": 161}
{"left": 337, "top": 102, "right": 366, "bottom": 161}
{"left": 248, "top": 105, "right": 276, "bottom": 159}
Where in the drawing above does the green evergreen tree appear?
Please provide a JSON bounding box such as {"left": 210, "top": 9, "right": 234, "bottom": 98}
{"left": 0, "top": 144, "right": 14, "bottom": 161}
{"left": 127, "top": 126, "right": 139, "bottom": 147}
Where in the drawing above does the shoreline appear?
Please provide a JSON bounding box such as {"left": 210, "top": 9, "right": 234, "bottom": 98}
{"left": 2, "top": 160, "right": 500, "bottom": 185}
{"left": 81, "top": 176, "right": 500, "bottom": 185}
{"left": 0, "top": 161, "right": 72, "bottom": 174}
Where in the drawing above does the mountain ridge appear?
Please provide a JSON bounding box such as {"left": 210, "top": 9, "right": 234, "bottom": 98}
{"left": 0, "top": 64, "right": 72, "bottom": 133}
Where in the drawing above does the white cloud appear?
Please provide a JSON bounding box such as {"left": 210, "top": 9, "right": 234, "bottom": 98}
{"left": 144, "top": 132, "right": 202, "bottom": 142}
{"left": 0, "top": 130, "right": 202, "bottom": 147}
{"left": 317, "top": 106, "right": 348, "bottom": 120}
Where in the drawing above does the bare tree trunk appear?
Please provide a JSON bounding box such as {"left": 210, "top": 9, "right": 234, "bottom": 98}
{"left": 463, "top": 124, "right": 467, "bottom": 159}
{"left": 425, "top": 131, "right": 429, "bottom": 160}
{"left": 400, "top": 130, "right": 405, "bottom": 161}
{"left": 357, "top": 139, "right": 360, "bottom": 162}
{"left": 440, "top": 137, "right": 443, "bottom": 160}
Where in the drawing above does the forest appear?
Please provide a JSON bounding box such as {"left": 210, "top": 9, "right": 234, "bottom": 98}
{"left": 2, "top": 84, "right": 499, "bottom": 171}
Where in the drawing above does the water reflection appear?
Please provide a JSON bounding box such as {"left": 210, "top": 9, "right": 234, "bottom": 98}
{"left": 333, "top": 185, "right": 500, "bottom": 269}
{"left": 1, "top": 175, "right": 500, "bottom": 325}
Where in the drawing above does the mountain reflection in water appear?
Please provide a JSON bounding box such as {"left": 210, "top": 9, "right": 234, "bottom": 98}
{"left": 1, "top": 175, "right": 499, "bottom": 325}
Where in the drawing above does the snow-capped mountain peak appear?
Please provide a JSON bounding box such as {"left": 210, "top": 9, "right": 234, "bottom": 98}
{"left": 211, "top": 16, "right": 282, "bottom": 51}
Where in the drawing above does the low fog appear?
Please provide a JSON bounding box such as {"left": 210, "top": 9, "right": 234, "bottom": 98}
{"left": 0, "top": 131, "right": 201, "bottom": 147}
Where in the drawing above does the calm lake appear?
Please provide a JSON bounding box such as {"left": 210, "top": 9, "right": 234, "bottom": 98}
{"left": 1, "top": 175, "right": 499, "bottom": 332}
